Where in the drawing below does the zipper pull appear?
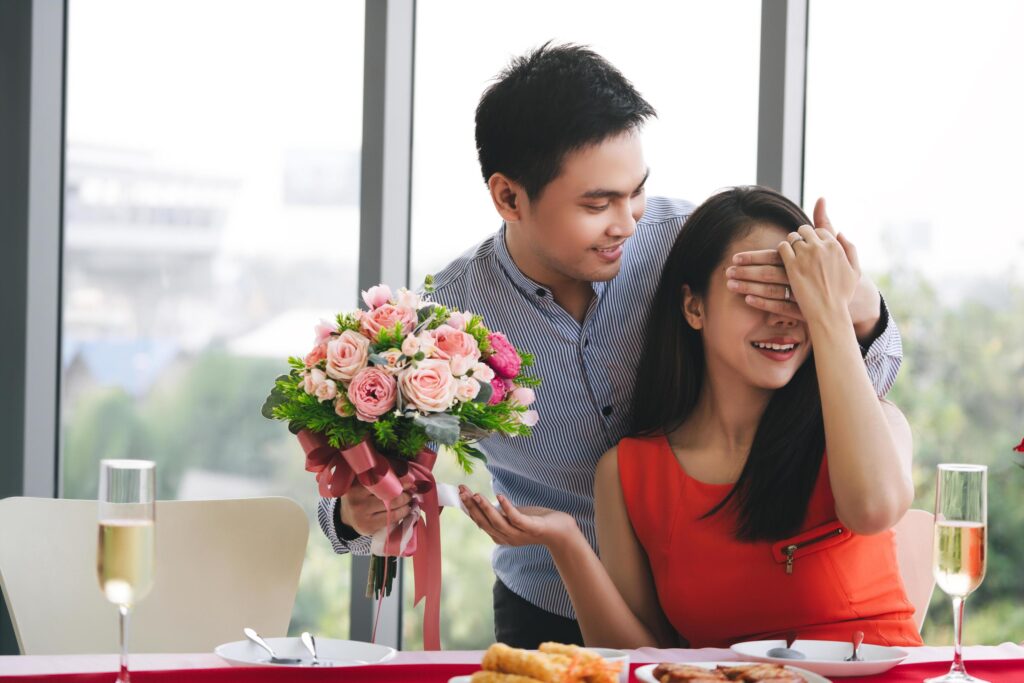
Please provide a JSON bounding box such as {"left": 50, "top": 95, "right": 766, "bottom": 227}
{"left": 785, "top": 544, "right": 797, "bottom": 574}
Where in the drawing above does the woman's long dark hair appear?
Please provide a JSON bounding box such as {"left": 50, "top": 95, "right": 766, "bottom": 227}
{"left": 630, "top": 186, "right": 826, "bottom": 542}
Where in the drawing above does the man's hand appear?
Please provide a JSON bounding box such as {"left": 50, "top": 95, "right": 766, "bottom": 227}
{"left": 727, "top": 197, "right": 882, "bottom": 343}
{"left": 338, "top": 483, "right": 414, "bottom": 536}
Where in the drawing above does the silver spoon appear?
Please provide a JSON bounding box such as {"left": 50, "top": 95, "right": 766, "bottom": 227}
{"left": 243, "top": 627, "right": 303, "bottom": 665}
{"left": 301, "top": 631, "right": 321, "bottom": 667}
{"left": 844, "top": 630, "right": 865, "bottom": 662}
{"left": 766, "top": 632, "right": 806, "bottom": 660}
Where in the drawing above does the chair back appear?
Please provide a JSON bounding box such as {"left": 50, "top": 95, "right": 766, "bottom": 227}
{"left": 892, "top": 508, "right": 935, "bottom": 631}
{"left": 0, "top": 496, "right": 308, "bottom": 654}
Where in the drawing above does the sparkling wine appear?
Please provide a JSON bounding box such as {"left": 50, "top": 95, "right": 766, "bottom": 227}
{"left": 98, "top": 519, "right": 155, "bottom": 607}
{"left": 934, "top": 520, "right": 986, "bottom": 598}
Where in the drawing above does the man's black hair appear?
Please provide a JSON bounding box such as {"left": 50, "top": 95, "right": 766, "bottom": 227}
{"left": 475, "top": 42, "right": 656, "bottom": 200}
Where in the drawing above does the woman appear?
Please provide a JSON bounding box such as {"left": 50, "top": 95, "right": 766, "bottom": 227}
{"left": 460, "top": 186, "right": 923, "bottom": 648}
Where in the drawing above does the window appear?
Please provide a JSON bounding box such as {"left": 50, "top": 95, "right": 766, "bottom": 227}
{"left": 405, "top": 0, "right": 762, "bottom": 648}
{"left": 62, "top": 0, "right": 365, "bottom": 637}
{"left": 805, "top": 0, "right": 1024, "bottom": 644}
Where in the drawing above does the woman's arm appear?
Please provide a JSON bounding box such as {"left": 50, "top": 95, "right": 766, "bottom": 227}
{"left": 780, "top": 226, "right": 914, "bottom": 535}
{"left": 458, "top": 447, "right": 674, "bottom": 648}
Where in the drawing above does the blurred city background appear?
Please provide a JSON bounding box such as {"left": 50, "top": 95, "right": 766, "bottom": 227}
{"left": 60, "top": 0, "right": 1023, "bottom": 649}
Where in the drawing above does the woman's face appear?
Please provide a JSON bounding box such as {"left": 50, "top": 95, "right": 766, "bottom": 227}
{"left": 691, "top": 223, "right": 812, "bottom": 391}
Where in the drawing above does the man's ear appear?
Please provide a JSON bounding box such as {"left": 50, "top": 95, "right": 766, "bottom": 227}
{"left": 487, "top": 173, "right": 523, "bottom": 222}
{"left": 682, "top": 284, "right": 704, "bottom": 330}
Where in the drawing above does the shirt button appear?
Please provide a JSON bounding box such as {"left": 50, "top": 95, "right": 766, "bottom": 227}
{"left": 535, "top": 288, "right": 545, "bottom": 297}
{"left": 602, "top": 406, "right": 613, "bottom": 417}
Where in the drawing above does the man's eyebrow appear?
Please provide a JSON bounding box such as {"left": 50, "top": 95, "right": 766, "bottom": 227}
{"left": 579, "top": 168, "right": 650, "bottom": 200}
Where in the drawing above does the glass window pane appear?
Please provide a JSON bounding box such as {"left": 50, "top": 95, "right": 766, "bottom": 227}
{"left": 62, "top": 0, "right": 364, "bottom": 638}
{"left": 406, "top": 0, "right": 761, "bottom": 649}
{"left": 805, "top": 0, "right": 1024, "bottom": 645}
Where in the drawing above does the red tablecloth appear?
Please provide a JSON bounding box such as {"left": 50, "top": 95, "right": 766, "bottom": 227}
{"left": 3, "top": 659, "right": 1024, "bottom": 682}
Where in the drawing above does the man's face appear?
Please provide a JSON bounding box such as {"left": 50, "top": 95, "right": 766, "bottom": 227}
{"left": 515, "top": 130, "right": 648, "bottom": 284}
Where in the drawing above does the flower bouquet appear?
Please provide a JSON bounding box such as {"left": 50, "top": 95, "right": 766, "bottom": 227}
{"left": 261, "top": 279, "right": 539, "bottom": 647}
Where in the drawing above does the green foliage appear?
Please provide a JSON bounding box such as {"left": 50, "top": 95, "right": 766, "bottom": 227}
{"left": 513, "top": 372, "right": 541, "bottom": 389}
{"left": 335, "top": 312, "right": 362, "bottom": 333}
{"left": 517, "top": 350, "right": 535, "bottom": 367}
{"left": 374, "top": 322, "right": 406, "bottom": 351}
{"left": 454, "top": 399, "right": 531, "bottom": 438}
{"left": 449, "top": 440, "right": 487, "bottom": 475}
{"left": 464, "top": 315, "right": 492, "bottom": 354}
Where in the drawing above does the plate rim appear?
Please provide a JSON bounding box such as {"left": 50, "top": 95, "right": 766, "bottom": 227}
{"left": 634, "top": 660, "right": 831, "bottom": 683}
{"left": 729, "top": 638, "right": 910, "bottom": 665}
{"left": 214, "top": 635, "right": 397, "bottom": 667}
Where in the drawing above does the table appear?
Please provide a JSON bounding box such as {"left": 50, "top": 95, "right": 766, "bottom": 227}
{"left": 2, "top": 643, "right": 1022, "bottom": 681}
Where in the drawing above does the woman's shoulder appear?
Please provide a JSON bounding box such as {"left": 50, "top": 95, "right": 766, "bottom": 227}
{"left": 616, "top": 433, "right": 668, "bottom": 457}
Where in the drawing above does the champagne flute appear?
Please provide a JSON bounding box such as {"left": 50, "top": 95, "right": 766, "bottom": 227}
{"left": 927, "top": 464, "right": 988, "bottom": 683}
{"left": 97, "top": 460, "right": 156, "bottom": 683}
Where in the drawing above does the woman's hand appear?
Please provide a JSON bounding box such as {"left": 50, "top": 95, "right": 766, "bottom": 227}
{"left": 777, "top": 224, "right": 861, "bottom": 328}
{"left": 458, "top": 485, "right": 578, "bottom": 547}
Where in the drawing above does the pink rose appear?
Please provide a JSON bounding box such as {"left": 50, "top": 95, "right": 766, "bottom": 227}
{"left": 446, "top": 311, "right": 468, "bottom": 331}
{"left": 314, "top": 377, "right": 338, "bottom": 402}
{"left": 396, "top": 288, "right": 419, "bottom": 309}
{"left": 487, "top": 377, "right": 513, "bottom": 406}
{"left": 455, "top": 377, "right": 481, "bottom": 402}
{"left": 361, "top": 284, "right": 393, "bottom": 310}
{"left": 399, "top": 359, "right": 456, "bottom": 412}
{"left": 314, "top": 319, "right": 339, "bottom": 344}
{"left": 401, "top": 335, "right": 420, "bottom": 357}
{"left": 304, "top": 342, "right": 327, "bottom": 368}
{"left": 431, "top": 325, "right": 481, "bottom": 362}
{"left": 485, "top": 332, "right": 521, "bottom": 379}
{"left": 326, "top": 330, "right": 370, "bottom": 382}
{"left": 360, "top": 304, "right": 418, "bottom": 340}
{"left": 377, "top": 349, "right": 407, "bottom": 375}
{"left": 519, "top": 410, "right": 539, "bottom": 427}
{"left": 303, "top": 368, "right": 328, "bottom": 395}
{"left": 509, "top": 386, "right": 535, "bottom": 407}
{"left": 449, "top": 354, "right": 477, "bottom": 377}
{"left": 471, "top": 362, "right": 495, "bottom": 383}
{"left": 416, "top": 332, "right": 437, "bottom": 357}
{"left": 347, "top": 367, "right": 397, "bottom": 422}
{"left": 334, "top": 399, "right": 354, "bottom": 418}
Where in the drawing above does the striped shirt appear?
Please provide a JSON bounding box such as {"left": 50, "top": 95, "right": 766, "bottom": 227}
{"left": 317, "top": 196, "right": 903, "bottom": 619}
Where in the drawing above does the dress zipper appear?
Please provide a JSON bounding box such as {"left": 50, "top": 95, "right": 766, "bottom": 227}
{"left": 784, "top": 527, "right": 844, "bottom": 574}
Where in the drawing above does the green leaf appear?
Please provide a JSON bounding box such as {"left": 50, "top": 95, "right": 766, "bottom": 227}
{"left": 261, "top": 376, "right": 291, "bottom": 419}
{"left": 474, "top": 380, "right": 494, "bottom": 404}
{"left": 412, "top": 412, "right": 461, "bottom": 445}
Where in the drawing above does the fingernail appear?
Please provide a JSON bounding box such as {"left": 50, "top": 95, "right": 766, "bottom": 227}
{"left": 726, "top": 266, "right": 737, "bottom": 276}
{"left": 732, "top": 254, "right": 744, "bottom": 264}
{"left": 727, "top": 280, "right": 739, "bottom": 290}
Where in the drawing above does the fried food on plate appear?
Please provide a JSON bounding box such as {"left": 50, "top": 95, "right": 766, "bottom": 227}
{"left": 472, "top": 642, "right": 622, "bottom": 683}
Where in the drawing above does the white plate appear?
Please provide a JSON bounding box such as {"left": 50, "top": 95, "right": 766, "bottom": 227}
{"left": 215, "top": 636, "right": 396, "bottom": 667}
{"left": 635, "top": 661, "right": 830, "bottom": 683}
{"left": 730, "top": 639, "right": 909, "bottom": 677}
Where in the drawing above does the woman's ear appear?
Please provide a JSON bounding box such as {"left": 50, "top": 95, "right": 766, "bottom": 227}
{"left": 487, "top": 173, "right": 523, "bottom": 223}
{"left": 682, "top": 284, "right": 704, "bottom": 330}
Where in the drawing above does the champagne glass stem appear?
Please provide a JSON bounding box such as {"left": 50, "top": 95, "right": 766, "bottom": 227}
{"left": 950, "top": 596, "right": 966, "bottom": 677}
{"left": 118, "top": 604, "right": 130, "bottom": 683}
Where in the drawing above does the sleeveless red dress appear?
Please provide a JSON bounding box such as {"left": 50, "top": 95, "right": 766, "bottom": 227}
{"left": 617, "top": 434, "right": 923, "bottom": 648}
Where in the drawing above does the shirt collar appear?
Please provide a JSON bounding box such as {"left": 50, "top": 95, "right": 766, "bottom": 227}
{"left": 494, "top": 223, "right": 608, "bottom": 303}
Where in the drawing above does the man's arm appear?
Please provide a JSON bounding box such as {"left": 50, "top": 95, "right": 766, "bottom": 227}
{"left": 316, "top": 496, "right": 372, "bottom": 555}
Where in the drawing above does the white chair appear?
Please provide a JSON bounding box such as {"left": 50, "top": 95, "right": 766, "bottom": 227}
{"left": 892, "top": 508, "right": 935, "bottom": 631}
{"left": 0, "top": 496, "right": 308, "bottom": 654}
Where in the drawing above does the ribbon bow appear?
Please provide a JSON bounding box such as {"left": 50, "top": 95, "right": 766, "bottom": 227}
{"left": 299, "top": 430, "right": 442, "bottom": 650}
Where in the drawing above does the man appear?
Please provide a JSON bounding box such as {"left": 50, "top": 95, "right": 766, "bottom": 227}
{"left": 318, "top": 43, "right": 900, "bottom": 648}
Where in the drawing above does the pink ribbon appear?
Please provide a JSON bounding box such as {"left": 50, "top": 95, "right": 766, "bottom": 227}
{"left": 299, "top": 430, "right": 442, "bottom": 650}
